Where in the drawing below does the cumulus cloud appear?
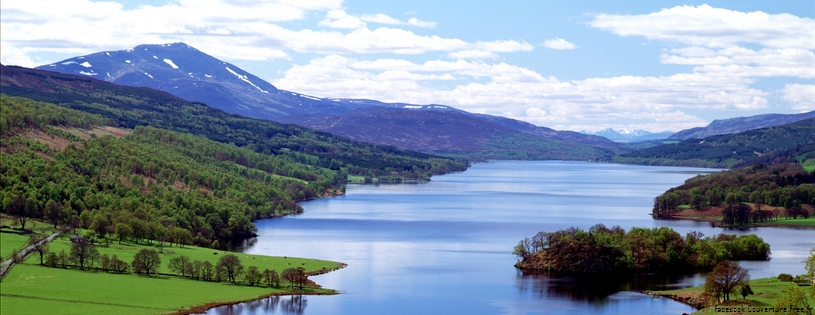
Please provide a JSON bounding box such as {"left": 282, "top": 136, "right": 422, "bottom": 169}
{"left": 781, "top": 84, "right": 815, "bottom": 111}
{"left": 273, "top": 55, "right": 767, "bottom": 131}
{"left": 542, "top": 38, "right": 577, "bottom": 50}
{"left": 589, "top": 4, "right": 815, "bottom": 49}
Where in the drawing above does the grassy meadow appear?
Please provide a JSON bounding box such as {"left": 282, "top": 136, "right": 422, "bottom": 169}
{"left": 654, "top": 277, "right": 814, "bottom": 315}
{"left": 0, "top": 231, "right": 344, "bottom": 315}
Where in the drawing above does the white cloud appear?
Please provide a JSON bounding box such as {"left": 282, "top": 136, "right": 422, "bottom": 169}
{"left": 273, "top": 55, "right": 768, "bottom": 131}
{"left": 589, "top": 4, "right": 815, "bottom": 49}
{"left": 319, "top": 10, "right": 367, "bottom": 29}
{"left": 448, "top": 50, "right": 499, "bottom": 60}
{"left": 542, "top": 38, "right": 577, "bottom": 50}
{"left": 359, "top": 14, "right": 437, "bottom": 28}
{"left": 781, "top": 84, "right": 815, "bottom": 112}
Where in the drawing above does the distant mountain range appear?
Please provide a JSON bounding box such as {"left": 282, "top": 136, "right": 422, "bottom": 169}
{"left": 616, "top": 118, "right": 815, "bottom": 168}
{"left": 581, "top": 128, "right": 674, "bottom": 143}
{"left": 35, "top": 43, "right": 622, "bottom": 160}
{"left": 670, "top": 111, "right": 815, "bottom": 140}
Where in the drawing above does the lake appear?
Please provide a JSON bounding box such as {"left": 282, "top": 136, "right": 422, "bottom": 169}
{"left": 205, "top": 161, "right": 815, "bottom": 315}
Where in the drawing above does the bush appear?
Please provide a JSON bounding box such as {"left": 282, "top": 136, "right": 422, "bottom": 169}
{"left": 778, "top": 273, "right": 794, "bottom": 282}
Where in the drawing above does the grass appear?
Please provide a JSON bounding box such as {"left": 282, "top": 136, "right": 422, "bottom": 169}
{"left": 0, "top": 238, "right": 343, "bottom": 315}
{"left": 0, "top": 233, "right": 30, "bottom": 260}
{"left": 43, "top": 236, "right": 341, "bottom": 275}
{"left": 347, "top": 175, "right": 365, "bottom": 182}
{"left": 653, "top": 277, "right": 814, "bottom": 315}
{"left": 0, "top": 264, "right": 333, "bottom": 315}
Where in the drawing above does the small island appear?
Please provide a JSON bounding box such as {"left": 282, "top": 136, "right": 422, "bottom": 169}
{"left": 513, "top": 225, "right": 770, "bottom": 274}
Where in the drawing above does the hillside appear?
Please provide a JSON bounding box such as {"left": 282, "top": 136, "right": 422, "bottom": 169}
{"left": 670, "top": 111, "right": 815, "bottom": 140}
{"left": 36, "top": 43, "right": 624, "bottom": 161}
{"left": 278, "top": 106, "right": 619, "bottom": 160}
{"left": 582, "top": 128, "right": 674, "bottom": 143}
{"left": 652, "top": 163, "right": 814, "bottom": 227}
{"left": 0, "top": 95, "right": 344, "bottom": 244}
{"left": 615, "top": 118, "right": 815, "bottom": 168}
{"left": 0, "top": 64, "right": 467, "bottom": 181}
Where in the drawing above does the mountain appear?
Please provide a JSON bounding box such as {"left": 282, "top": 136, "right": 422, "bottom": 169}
{"left": 0, "top": 64, "right": 467, "bottom": 180}
{"left": 615, "top": 118, "right": 815, "bottom": 168}
{"left": 581, "top": 128, "right": 674, "bottom": 143}
{"left": 278, "top": 106, "right": 619, "bottom": 160}
{"left": 670, "top": 111, "right": 815, "bottom": 140}
{"left": 37, "top": 43, "right": 622, "bottom": 160}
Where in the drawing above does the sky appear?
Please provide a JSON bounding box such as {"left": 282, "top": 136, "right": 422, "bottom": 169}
{"left": 1, "top": 0, "right": 814, "bottom": 133}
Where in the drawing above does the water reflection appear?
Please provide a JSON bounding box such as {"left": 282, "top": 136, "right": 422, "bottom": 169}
{"left": 517, "top": 270, "right": 706, "bottom": 303}
{"left": 205, "top": 295, "right": 306, "bottom": 315}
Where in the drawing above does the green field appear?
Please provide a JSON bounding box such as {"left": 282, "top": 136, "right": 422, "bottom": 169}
{"left": 0, "top": 233, "right": 30, "bottom": 260}
{"left": 654, "top": 277, "right": 814, "bottom": 314}
{"left": 0, "top": 236, "right": 343, "bottom": 315}
{"left": 0, "top": 264, "right": 333, "bottom": 315}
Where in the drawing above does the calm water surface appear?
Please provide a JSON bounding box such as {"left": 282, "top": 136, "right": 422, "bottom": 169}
{"left": 207, "top": 161, "right": 814, "bottom": 315}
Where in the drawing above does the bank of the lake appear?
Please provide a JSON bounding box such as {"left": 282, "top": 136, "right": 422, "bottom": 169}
{"left": 647, "top": 277, "right": 814, "bottom": 314}
{"left": 0, "top": 234, "right": 344, "bottom": 315}
{"left": 664, "top": 205, "right": 815, "bottom": 228}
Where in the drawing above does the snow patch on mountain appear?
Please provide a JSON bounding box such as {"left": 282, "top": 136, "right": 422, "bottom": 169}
{"left": 163, "top": 58, "right": 179, "bottom": 69}
{"left": 62, "top": 61, "right": 77, "bottom": 65}
{"left": 80, "top": 61, "right": 92, "bottom": 68}
{"left": 79, "top": 70, "right": 97, "bottom": 76}
{"left": 144, "top": 72, "right": 153, "bottom": 79}
{"left": 225, "top": 67, "right": 268, "bottom": 93}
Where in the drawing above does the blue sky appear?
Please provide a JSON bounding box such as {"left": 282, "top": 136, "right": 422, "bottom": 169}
{"left": 2, "top": 0, "right": 813, "bottom": 132}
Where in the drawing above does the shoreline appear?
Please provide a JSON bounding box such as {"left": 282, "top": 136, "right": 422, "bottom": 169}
{"left": 169, "top": 262, "right": 349, "bottom": 315}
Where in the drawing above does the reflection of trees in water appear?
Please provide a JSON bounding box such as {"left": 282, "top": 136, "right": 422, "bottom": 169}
{"left": 228, "top": 237, "right": 258, "bottom": 252}
{"left": 207, "top": 295, "right": 306, "bottom": 315}
{"left": 281, "top": 295, "right": 307, "bottom": 315}
{"left": 516, "top": 270, "right": 701, "bottom": 305}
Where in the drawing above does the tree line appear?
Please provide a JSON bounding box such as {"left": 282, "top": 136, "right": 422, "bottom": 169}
{"left": 514, "top": 225, "right": 770, "bottom": 274}
{"left": 31, "top": 234, "right": 311, "bottom": 289}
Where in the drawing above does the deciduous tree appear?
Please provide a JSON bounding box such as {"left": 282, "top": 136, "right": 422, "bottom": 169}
{"left": 217, "top": 254, "right": 243, "bottom": 283}
{"left": 705, "top": 260, "right": 749, "bottom": 302}
{"left": 131, "top": 249, "right": 161, "bottom": 275}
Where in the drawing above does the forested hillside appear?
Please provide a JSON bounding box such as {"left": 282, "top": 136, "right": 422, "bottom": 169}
{"left": 1, "top": 95, "right": 347, "bottom": 245}
{"left": 615, "top": 118, "right": 815, "bottom": 168}
{"left": 652, "top": 163, "right": 815, "bottom": 225}
{"left": 0, "top": 65, "right": 467, "bottom": 181}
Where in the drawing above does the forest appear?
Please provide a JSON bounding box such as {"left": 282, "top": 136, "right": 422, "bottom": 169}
{"left": 513, "top": 225, "right": 770, "bottom": 274}
{"left": 614, "top": 118, "right": 815, "bottom": 168}
{"left": 652, "top": 163, "right": 815, "bottom": 225}
{"left": 0, "top": 65, "right": 468, "bottom": 182}
{"left": 2, "top": 95, "right": 353, "bottom": 245}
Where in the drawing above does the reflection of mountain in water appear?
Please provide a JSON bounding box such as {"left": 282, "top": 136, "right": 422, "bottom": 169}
{"left": 206, "top": 295, "right": 307, "bottom": 315}
{"left": 516, "top": 271, "right": 705, "bottom": 303}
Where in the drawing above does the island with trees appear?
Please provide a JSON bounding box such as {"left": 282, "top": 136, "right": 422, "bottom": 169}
{"left": 513, "top": 225, "right": 770, "bottom": 274}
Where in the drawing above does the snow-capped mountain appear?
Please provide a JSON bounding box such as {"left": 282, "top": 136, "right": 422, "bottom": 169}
{"left": 582, "top": 128, "right": 674, "bottom": 143}
{"left": 36, "top": 43, "right": 418, "bottom": 120}
{"left": 35, "top": 43, "right": 618, "bottom": 155}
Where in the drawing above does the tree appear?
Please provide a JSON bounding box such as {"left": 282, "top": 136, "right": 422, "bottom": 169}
{"left": 740, "top": 285, "right": 754, "bottom": 300}
{"left": 44, "top": 199, "right": 63, "bottom": 228}
{"left": 69, "top": 239, "right": 99, "bottom": 270}
{"left": 201, "top": 260, "right": 215, "bottom": 281}
{"left": 169, "top": 255, "right": 192, "bottom": 277}
{"left": 263, "top": 269, "right": 280, "bottom": 288}
{"left": 110, "top": 254, "right": 130, "bottom": 274}
{"left": 28, "top": 234, "right": 49, "bottom": 265}
{"left": 131, "top": 249, "right": 161, "bottom": 275}
{"left": 89, "top": 215, "right": 111, "bottom": 238}
{"left": 8, "top": 196, "right": 38, "bottom": 230}
{"left": 115, "top": 223, "right": 133, "bottom": 244}
{"left": 244, "top": 266, "right": 262, "bottom": 286}
{"left": 705, "top": 260, "right": 749, "bottom": 302}
{"left": 282, "top": 267, "right": 307, "bottom": 289}
{"left": 217, "top": 254, "right": 244, "bottom": 283}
